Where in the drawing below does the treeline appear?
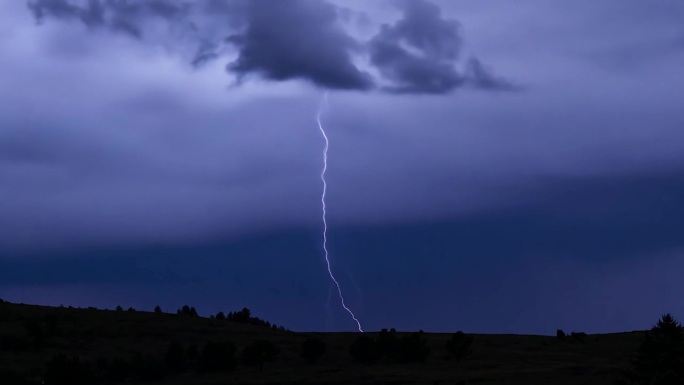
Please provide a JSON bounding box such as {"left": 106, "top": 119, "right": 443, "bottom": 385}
{"left": 116, "top": 303, "right": 290, "bottom": 331}
{"left": 349, "top": 328, "right": 473, "bottom": 365}
{"left": 167, "top": 305, "right": 289, "bottom": 331}
{"left": 213, "top": 307, "right": 290, "bottom": 332}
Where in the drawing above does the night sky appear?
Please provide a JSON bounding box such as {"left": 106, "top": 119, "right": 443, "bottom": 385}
{"left": 1, "top": 0, "right": 684, "bottom": 334}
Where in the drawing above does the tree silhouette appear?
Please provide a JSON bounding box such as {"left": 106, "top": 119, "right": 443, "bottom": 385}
{"left": 115, "top": 305, "right": 123, "bottom": 312}
{"left": 556, "top": 329, "right": 566, "bottom": 339}
{"left": 229, "top": 308, "right": 251, "bottom": 322}
{"left": 177, "top": 305, "right": 199, "bottom": 317}
{"left": 300, "top": 336, "right": 327, "bottom": 363}
{"left": 154, "top": 305, "right": 162, "bottom": 314}
{"left": 618, "top": 313, "right": 684, "bottom": 385}
{"left": 216, "top": 311, "right": 226, "bottom": 320}
{"left": 445, "top": 331, "right": 473, "bottom": 364}
{"left": 242, "top": 340, "right": 280, "bottom": 371}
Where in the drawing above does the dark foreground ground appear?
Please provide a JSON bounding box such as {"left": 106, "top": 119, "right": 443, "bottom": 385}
{"left": 0, "top": 301, "right": 643, "bottom": 384}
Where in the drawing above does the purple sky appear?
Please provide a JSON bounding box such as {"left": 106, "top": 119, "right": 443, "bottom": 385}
{"left": 1, "top": 0, "right": 684, "bottom": 334}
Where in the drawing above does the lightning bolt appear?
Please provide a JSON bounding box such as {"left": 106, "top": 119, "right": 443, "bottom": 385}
{"left": 317, "top": 92, "right": 364, "bottom": 333}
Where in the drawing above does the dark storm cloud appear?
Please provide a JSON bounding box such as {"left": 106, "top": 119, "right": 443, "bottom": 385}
{"left": 368, "top": 0, "right": 513, "bottom": 94}
{"left": 226, "top": 0, "right": 373, "bottom": 91}
{"left": 25, "top": 0, "right": 513, "bottom": 94}
{"left": 369, "top": 0, "right": 463, "bottom": 94}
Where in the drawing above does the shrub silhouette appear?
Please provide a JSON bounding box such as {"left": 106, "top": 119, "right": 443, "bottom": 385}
{"left": 376, "top": 328, "right": 399, "bottom": 357}
{"left": 93, "top": 357, "right": 111, "bottom": 381}
{"left": 0, "top": 368, "right": 31, "bottom": 385}
{"left": 617, "top": 313, "right": 684, "bottom": 385}
{"left": 186, "top": 343, "right": 200, "bottom": 362}
{"left": 43, "top": 314, "right": 60, "bottom": 336}
{"left": 556, "top": 329, "right": 566, "bottom": 339}
{"left": 445, "top": 331, "right": 473, "bottom": 363}
{"left": 349, "top": 335, "right": 381, "bottom": 364}
{"left": 127, "top": 307, "right": 135, "bottom": 312}
{"left": 44, "top": 354, "right": 95, "bottom": 385}
{"left": 216, "top": 311, "right": 226, "bottom": 320}
{"left": 104, "top": 357, "right": 132, "bottom": 382}
{"left": 242, "top": 340, "right": 280, "bottom": 371}
{"left": 130, "top": 352, "right": 166, "bottom": 382}
{"left": 300, "top": 336, "right": 327, "bottom": 363}
{"left": 115, "top": 305, "right": 123, "bottom": 312}
{"left": 0, "top": 333, "right": 30, "bottom": 352}
{"left": 22, "top": 319, "right": 47, "bottom": 347}
{"left": 390, "top": 331, "right": 431, "bottom": 363}
{"left": 349, "top": 329, "right": 429, "bottom": 364}
{"left": 164, "top": 341, "right": 188, "bottom": 374}
{"left": 570, "top": 331, "right": 587, "bottom": 343}
{"left": 198, "top": 341, "right": 237, "bottom": 373}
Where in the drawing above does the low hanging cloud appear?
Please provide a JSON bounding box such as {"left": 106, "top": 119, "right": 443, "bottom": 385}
{"left": 26, "top": 0, "right": 515, "bottom": 94}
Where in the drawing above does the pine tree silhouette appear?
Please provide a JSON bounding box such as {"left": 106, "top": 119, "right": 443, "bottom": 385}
{"left": 618, "top": 313, "right": 684, "bottom": 385}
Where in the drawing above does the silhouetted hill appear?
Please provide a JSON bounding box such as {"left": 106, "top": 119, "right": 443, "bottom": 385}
{"left": 0, "top": 300, "right": 650, "bottom": 384}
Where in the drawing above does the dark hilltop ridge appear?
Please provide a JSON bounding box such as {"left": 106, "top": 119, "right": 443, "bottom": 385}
{"left": 0, "top": 298, "right": 682, "bottom": 385}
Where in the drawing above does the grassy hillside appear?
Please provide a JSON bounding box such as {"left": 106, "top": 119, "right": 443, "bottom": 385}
{"left": 0, "top": 300, "right": 643, "bottom": 384}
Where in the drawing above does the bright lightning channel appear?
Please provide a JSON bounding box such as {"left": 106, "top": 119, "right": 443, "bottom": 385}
{"left": 317, "top": 92, "right": 364, "bottom": 333}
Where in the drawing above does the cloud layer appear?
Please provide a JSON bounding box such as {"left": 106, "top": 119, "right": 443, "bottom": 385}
{"left": 26, "top": 0, "right": 513, "bottom": 94}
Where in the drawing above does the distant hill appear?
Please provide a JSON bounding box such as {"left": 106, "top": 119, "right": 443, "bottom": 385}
{"left": 0, "top": 300, "right": 645, "bottom": 384}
